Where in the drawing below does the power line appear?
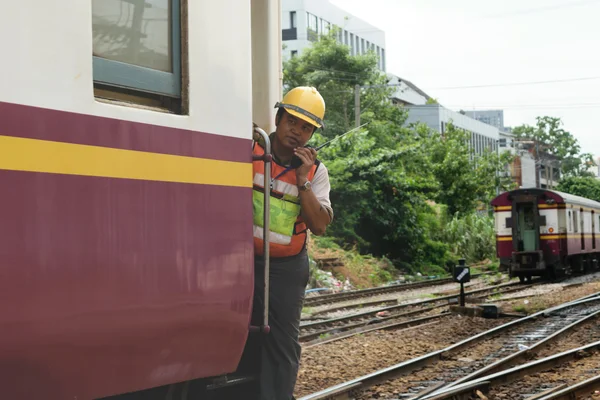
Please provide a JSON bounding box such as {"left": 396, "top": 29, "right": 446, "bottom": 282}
{"left": 427, "top": 76, "right": 600, "bottom": 90}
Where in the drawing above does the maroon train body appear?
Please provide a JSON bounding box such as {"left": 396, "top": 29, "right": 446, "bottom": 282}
{"left": 0, "top": 0, "right": 283, "bottom": 398}
{"left": 492, "top": 188, "right": 600, "bottom": 282}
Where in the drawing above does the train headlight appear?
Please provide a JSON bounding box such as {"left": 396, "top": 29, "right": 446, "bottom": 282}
{"left": 548, "top": 227, "right": 554, "bottom": 233}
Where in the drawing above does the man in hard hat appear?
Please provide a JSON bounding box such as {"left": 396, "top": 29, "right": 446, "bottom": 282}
{"left": 250, "top": 86, "right": 333, "bottom": 399}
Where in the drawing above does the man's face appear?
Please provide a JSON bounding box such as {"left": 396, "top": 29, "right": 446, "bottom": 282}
{"left": 275, "top": 110, "right": 315, "bottom": 149}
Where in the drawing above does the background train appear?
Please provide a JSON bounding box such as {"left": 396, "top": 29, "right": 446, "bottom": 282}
{"left": 0, "top": 0, "right": 282, "bottom": 398}
{"left": 492, "top": 188, "right": 600, "bottom": 282}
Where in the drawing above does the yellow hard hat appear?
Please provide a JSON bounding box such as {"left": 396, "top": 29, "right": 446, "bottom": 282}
{"left": 275, "top": 86, "right": 326, "bottom": 129}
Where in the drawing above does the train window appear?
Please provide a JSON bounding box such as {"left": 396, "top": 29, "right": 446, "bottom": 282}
{"left": 92, "top": 0, "right": 185, "bottom": 112}
{"left": 573, "top": 211, "right": 578, "bottom": 233}
{"left": 538, "top": 215, "right": 547, "bottom": 226}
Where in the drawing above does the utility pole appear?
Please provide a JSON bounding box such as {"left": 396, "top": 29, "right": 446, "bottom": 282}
{"left": 355, "top": 84, "right": 360, "bottom": 128}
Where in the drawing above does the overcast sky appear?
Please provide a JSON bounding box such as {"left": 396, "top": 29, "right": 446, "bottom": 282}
{"left": 330, "top": 0, "right": 600, "bottom": 160}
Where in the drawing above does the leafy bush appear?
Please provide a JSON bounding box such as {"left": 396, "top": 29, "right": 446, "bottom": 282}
{"left": 442, "top": 212, "right": 496, "bottom": 263}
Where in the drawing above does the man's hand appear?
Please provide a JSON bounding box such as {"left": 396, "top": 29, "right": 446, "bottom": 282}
{"left": 293, "top": 146, "right": 330, "bottom": 235}
{"left": 294, "top": 147, "right": 317, "bottom": 183}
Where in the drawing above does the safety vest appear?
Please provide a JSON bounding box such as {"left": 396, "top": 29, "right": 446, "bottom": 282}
{"left": 252, "top": 141, "right": 319, "bottom": 258}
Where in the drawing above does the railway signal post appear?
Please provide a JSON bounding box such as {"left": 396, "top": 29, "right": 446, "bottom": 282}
{"left": 454, "top": 259, "right": 470, "bottom": 307}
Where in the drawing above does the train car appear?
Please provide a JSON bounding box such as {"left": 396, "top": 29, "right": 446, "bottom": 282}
{"left": 0, "top": 0, "right": 282, "bottom": 399}
{"left": 492, "top": 188, "right": 600, "bottom": 282}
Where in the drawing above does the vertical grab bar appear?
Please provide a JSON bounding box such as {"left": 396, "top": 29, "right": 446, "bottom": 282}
{"left": 251, "top": 127, "right": 271, "bottom": 334}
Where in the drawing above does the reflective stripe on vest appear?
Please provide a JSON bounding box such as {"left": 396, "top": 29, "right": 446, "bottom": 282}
{"left": 252, "top": 141, "right": 317, "bottom": 258}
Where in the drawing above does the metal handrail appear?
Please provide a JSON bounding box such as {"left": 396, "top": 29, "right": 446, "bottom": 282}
{"left": 252, "top": 126, "right": 271, "bottom": 334}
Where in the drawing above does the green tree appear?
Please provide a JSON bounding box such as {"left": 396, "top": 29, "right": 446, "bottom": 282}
{"left": 283, "top": 30, "right": 406, "bottom": 148}
{"left": 316, "top": 129, "right": 441, "bottom": 267}
{"left": 424, "top": 122, "right": 515, "bottom": 215}
{"left": 556, "top": 176, "right": 600, "bottom": 202}
{"left": 282, "top": 32, "right": 511, "bottom": 271}
{"left": 512, "top": 116, "right": 595, "bottom": 178}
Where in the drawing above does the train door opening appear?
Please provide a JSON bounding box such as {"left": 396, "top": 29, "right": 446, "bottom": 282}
{"left": 516, "top": 203, "right": 537, "bottom": 252}
{"left": 581, "top": 208, "right": 585, "bottom": 250}
{"left": 593, "top": 211, "right": 596, "bottom": 250}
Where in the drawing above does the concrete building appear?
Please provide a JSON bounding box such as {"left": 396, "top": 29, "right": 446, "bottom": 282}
{"left": 387, "top": 73, "right": 431, "bottom": 106}
{"left": 505, "top": 140, "right": 562, "bottom": 189}
{"left": 404, "top": 104, "right": 500, "bottom": 156}
{"left": 463, "top": 109, "right": 505, "bottom": 131}
{"left": 281, "top": 0, "right": 386, "bottom": 71}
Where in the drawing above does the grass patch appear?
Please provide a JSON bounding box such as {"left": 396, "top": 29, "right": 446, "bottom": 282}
{"left": 302, "top": 307, "right": 313, "bottom": 315}
{"left": 512, "top": 298, "right": 547, "bottom": 314}
{"left": 307, "top": 233, "right": 396, "bottom": 289}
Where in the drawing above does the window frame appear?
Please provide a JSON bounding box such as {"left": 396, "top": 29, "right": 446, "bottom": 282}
{"left": 92, "top": 0, "right": 182, "bottom": 99}
{"left": 290, "top": 11, "right": 297, "bottom": 29}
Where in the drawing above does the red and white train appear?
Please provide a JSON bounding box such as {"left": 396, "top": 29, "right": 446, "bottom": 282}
{"left": 492, "top": 188, "right": 600, "bottom": 282}
{"left": 0, "top": 0, "right": 283, "bottom": 398}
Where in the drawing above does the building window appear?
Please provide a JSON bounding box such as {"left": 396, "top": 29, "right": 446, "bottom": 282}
{"left": 92, "top": 0, "right": 182, "bottom": 101}
{"left": 291, "top": 50, "right": 298, "bottom": 58}
{"left": 323, "top": 20, "right": 330, "bottom": 35}
{"left": 290, "top": 11, "right": 297, "bottom": 29}
{"left": 307, "top": 12, "right": 318, "bottom": 32}
{"left": 350, "top": 33, "right": 354, "bottom": 54}
{"left": 361, "top": 38, "right": 365, "bottom": 53}
{"left": 307, "top": 12, "right": 318, "bottom": 41}
{"left": 344, "top": 30, "right": 349, "bottom": 45}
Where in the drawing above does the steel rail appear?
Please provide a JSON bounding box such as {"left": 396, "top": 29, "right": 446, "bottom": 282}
{"left": 299, "top": 292, "right": 600, "bottom": 400}
{"left": 300, "top": 281, "right": 523, "bottom": 339}
{"left": 303, "top": 272, "right": 496, "bottom": 307}
{"left": 535, "top": 375, "right": 600, "bottom": 400}
{"left": 422, "top": 338, "right": 600, "bottom": 400}
{"left": 419, "top": 307, "right": 600, "bottom": 398}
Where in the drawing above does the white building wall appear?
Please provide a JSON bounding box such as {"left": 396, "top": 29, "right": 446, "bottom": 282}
{"left": 404, "top": 105, "right": 442, "bottom": 131}
{"left": 404, "top": 105, "right": 500, "bottom": 156}
{"left": 282, "top": 0, "right": 386, "bottom": 70}
{"left": 520, "top": 153, "right": 537, "bottom": 188}
{"left": 387, "top": 74, "right": 428, "bottom": 106}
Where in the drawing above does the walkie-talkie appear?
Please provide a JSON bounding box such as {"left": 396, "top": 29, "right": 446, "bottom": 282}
{"left": 290, "top": 122, "right": 369, "bottom": 169}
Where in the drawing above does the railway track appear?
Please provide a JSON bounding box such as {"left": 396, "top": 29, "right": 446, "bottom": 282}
{"left": 303, "top": 272, "right": 496, "bottom": 308}
{"left": 424, "top": 340, "right": 600, "bottom": 400}
{"left": 299, "top": 281, "right": 529, "bottom": 344}
{"left": 299, "top": 291, "right": 600, "bottom": 400}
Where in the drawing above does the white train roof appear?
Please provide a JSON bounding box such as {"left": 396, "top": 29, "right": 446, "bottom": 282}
{"left": 540, "top": 188, "right": 600, "bottom": 209}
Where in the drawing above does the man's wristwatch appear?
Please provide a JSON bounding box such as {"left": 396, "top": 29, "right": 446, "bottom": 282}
{"left": 298, "top": 180, "right": 312, "bottom": 192}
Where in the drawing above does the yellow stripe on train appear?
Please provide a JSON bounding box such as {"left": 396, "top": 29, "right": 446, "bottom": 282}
{"left": 494, "top": 204, "right": 566, "bottom": 212}
{"left": 0, "top": 135, "right": 252, "bottom": 188}
{"left": 497, "top": 234, "right": 597, "bottom": 241}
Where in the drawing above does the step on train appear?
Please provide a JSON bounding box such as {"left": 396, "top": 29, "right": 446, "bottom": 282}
{"left": 492, "top": 188, "right": 600, "bottom": 282}
{"left": 0, "top": 0, "right": 283, "bottom": 398}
